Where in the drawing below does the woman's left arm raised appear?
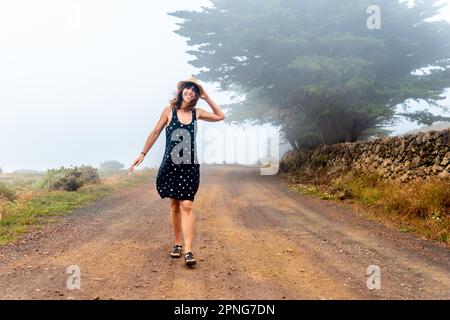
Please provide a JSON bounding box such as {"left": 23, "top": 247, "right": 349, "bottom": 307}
{"left": 197, "top": 90, "right": 225, "bottom": 122}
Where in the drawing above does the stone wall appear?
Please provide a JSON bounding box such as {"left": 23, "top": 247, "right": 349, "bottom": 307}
{"left": 279, "top": 129, "right": 450, "bottom": 182}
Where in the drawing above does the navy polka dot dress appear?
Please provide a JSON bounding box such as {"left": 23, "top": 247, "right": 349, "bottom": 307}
{"left": 156, "top": 106, "right": 200, "bottom": 201}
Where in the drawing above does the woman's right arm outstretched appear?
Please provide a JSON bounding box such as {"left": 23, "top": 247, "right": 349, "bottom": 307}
{"left": 128, "top": 105, "right": 171, "bottom": 174}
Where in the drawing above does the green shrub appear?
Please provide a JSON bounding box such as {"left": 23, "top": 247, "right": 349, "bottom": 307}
{"left": 40, "top": 166, "right": 83, "bottom": 191}
{"left": 0, "top": 182, "right": 16, "bottom": 201}
{"left": 79, "top": 165, "right": 100, "bottom": 184}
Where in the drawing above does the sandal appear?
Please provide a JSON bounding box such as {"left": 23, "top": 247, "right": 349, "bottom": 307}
{"left": 184, "top": 251, "right": 197, "bottom": 266}
{"left": 170, "top": 244, "right": 183, "bottom": 258}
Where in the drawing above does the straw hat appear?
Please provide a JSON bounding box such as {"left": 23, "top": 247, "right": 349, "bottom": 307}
{"left": 177, "top": 75, "right": 205, "bottom": 97}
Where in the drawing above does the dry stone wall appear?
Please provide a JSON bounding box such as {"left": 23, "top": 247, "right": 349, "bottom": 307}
{"left": 280, "top": 129, "right": 450, "bottom": 182}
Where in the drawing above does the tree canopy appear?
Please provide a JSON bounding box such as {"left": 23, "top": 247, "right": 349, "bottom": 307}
{"left": 169, "top": 0, "right": 450, "bottom": 148}
{"left": 99, "top": 161, "right": 125, "bottom": 171}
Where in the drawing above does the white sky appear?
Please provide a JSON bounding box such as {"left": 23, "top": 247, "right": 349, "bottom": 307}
{"left": 0, "top": 0, "right": 450, "bottom": 172}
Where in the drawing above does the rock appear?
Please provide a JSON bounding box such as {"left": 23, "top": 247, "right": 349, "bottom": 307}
{"left": 382, "top": 159, "right": 392, "bottom": 167}
{"left": 416, "top": 167, "right": 425, "bottom": 177}
{"left": 431, "top": 165, "right": 444, "bottom": 173}
{"left": 434, "top": 155, "right": 442, "bottom": 165}
{"left": 412, "top": 156, "right": 421, "bottom": 167}
{"left": 54, "top": 290, "right": 64, "bottom": 296}
{"left": 403, "top": 160, "right": 412, "bottom": 169}
{"left": 441, "top": 152, "right": 450, "bottom": 166}
{"left": 280, "top": 129, "right": 450, "bottom": 182}
{"left": 438, "top": 170, "right": 449, "bottom": 179}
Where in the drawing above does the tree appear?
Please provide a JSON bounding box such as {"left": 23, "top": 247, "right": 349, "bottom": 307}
{"left": 99, "top": 161, "right": 125, "bottom": 172}
{"left": 169, "top": 0, "right": 450, "bottom": 148}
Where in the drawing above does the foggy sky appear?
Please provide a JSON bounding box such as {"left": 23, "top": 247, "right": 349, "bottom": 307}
{"left": 1, "top": 0, "right": 450, "bottom": 172}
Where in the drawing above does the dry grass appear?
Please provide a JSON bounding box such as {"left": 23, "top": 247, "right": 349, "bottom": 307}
{"left": 0, "top": 200, "right": 5, "bottom": 220}
{"left": 0, "top": 168, "right": 156, "bottom": 245}
{"left": 285, "top": 169, "right": 450, "bottom": 244}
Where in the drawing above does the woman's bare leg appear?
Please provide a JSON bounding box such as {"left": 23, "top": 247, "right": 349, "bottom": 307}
{"left": 170, "top": 198, "right": 183, "bottom": 245}
{"left": 180, "top": 199, "right": 195, "bottom": 252}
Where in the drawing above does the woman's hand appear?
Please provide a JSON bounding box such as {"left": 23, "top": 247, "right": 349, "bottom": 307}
{"left": 200, "top": 90, "right": 209, "bottom": 100}
{"left": 128, "top": 154, "right": 145, "bottom": 174}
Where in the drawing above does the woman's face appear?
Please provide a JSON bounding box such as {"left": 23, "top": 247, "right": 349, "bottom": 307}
{"left": 182, "top": 85, "right": 198, "bottom": 103}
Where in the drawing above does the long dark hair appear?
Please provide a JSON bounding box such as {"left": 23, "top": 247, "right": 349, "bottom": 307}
{"left": 169, "top": 82, "right": 200, "bottom": 112}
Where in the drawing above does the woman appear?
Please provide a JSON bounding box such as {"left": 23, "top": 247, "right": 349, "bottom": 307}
{"left": 128, "top": 75, "right": 225, "bottom": 266}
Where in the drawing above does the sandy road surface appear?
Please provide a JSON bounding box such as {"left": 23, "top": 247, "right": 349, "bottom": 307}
{"left": 0, "top": 164, "right": 449, "bottom": 299}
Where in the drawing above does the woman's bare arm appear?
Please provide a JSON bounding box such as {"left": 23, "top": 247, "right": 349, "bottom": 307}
{"left": 197, "top": 95, "right": 225, "bottom": 122}
{"left": 141, "top": 105, "right": 171, "bottom": 155}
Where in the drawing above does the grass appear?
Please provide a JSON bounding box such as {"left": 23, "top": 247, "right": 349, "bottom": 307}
{"left": 288, "top": 183, "right": 336, "bottom": 200}
{"left": 0, "top": 172, "right": 45, "bottom": 192}
{"left": 332, "top": 171, "right": 384, "bottom": 206}
{"left": 0, "top": 168, "right": 155, "bottom": 245}
{"left": 284, "top": 169, "right": 450, "bottom": 244}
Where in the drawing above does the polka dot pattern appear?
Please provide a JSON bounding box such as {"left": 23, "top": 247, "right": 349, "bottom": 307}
{"left": 156, "top": 107, "right": 200, "bottom": 201}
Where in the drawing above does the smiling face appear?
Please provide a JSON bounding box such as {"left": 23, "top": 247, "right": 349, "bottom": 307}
{"left": 182, "top": 83, "right": 200, "bottom": 103}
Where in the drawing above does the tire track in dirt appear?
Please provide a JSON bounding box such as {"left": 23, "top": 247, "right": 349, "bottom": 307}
{"left": 220, "top": 165, "right": 450, "bottom": 299}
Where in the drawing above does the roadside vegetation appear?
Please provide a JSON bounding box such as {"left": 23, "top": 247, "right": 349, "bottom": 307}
{"left": 283, "top": 169, "right": 449, "bottom": 244}
{"left": 0, "top": 165, "right": 155, "bottom": 245}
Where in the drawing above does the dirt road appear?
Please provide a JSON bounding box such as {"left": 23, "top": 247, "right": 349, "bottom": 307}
{"left": 0, "top": 164, "right": 449, "bottom": 299}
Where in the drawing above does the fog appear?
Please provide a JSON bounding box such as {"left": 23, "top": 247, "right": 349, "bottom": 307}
{"left": 1, "top": 0, "right": 449, "bottom": 172}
